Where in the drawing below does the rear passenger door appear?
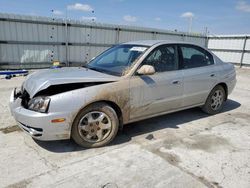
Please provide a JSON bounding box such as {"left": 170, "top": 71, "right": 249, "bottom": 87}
{"left": 179, "top": 44, "right": 217, "bottom": 107}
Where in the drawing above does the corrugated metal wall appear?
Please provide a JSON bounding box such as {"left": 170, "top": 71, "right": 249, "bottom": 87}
{"left": 208, "top": 35, "right": 250, "bottom": 66}
{"left": 0, "top": 13, "right": 207, "bottom": 69}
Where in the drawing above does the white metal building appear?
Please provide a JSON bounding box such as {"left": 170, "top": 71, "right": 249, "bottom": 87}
{"left": 0, "top": 13, "right": 207, "bottom": 69}
{"left": 208, "top": 35, "right": 250, "bottom": 66}
{"left": 1, "top": 13, "right": 249, "bottom": 69}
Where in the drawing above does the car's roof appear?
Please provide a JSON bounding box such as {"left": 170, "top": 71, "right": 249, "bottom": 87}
{"left": 123, "top": 40, "right": 200, "bottom": 47}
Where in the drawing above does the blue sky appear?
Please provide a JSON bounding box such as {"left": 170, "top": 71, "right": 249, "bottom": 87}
{"left": 0, "top": 0, "right": 250, "bottom": 34}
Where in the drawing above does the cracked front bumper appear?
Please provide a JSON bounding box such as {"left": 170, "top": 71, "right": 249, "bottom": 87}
{"left": 9, "top": 89, "right": 71, "bottom": 141}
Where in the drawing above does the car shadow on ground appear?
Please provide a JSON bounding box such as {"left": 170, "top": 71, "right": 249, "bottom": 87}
{"left": 34, "top": 99, "right": 241, "bottom": 153}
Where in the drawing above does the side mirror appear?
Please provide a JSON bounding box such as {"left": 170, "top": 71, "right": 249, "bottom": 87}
{"left": 136, "top": 65, "right": 155, "bottom": 75}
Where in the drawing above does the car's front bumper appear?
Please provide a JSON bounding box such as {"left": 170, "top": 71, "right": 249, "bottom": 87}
{"left": 9, "top": 89, "right": 71, "bottom": 141}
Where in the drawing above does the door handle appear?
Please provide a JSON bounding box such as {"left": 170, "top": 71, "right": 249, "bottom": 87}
{"left": 210, "top": 74, "right": 215, "bottom": 77}
{"left": 172, "top": 80, "right": 181, "bottom": 85}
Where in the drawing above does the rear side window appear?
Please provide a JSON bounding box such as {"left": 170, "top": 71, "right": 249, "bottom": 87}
{"left": 180, "top": 45, "right": 214, "bottom": 69}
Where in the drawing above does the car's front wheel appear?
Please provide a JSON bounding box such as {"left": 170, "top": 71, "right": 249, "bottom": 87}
{"left": 71, "top": 103, "right": 119, "bottom": 148}
{"left": 202, "top": 85, "right": 226, "bottom": 115}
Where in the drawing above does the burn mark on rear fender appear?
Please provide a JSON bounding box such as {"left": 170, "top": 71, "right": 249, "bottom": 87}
{"left": 35, "top": 82, "right": 113, "bottom": 97}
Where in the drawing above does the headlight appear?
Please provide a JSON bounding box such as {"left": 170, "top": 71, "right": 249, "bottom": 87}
{"left": 28, "top": 96, "right": 50, "bottom": 113}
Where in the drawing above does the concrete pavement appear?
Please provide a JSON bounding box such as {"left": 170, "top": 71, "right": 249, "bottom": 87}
{"left": 0, "top": 68, "right": 249, "bottom": 188}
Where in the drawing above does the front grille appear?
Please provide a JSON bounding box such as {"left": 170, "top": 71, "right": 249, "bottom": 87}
{"left": 20, "top": 90, "right": 30, "bottom": 108}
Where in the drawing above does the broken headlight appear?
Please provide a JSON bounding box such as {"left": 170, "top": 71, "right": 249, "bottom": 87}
{"left": 28, "top": 96, "right": 50, "bottom": 113}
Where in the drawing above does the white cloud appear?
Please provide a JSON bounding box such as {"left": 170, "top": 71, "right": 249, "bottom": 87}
{"left": 155, "top": 17, "right": 161, "bottom": 21}
{"left": 123, "top": 15, "right": 137, "bottom": 22}
{"left": 52, "top": 10, "right": 63, "bottom": 15}
{"left": 28, "top": 12, "right": 37, "bottom": 16}
{"left": 236, "top": 1, "right": 250, "bottom": 12}
{"left": 81, "top": 16, "right": 97, "bottom": 21}
{"left": 180, "top": 12, "right": 194, "bottom": 18}
{"left": 67, "top": 3, "right": 93, "bottom": 12}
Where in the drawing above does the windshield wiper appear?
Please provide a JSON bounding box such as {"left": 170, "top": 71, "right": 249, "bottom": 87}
{"left": 82, "top": 64, "right": 88, "bottom": 68}
{"left": 87, "top": 66, "right": 105, "bottom": 73}
{"left": 87, "top": 66, "right": 120, "bottom": 76}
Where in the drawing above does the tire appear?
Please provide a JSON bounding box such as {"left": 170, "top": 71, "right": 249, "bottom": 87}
{"left": 202, "top": 85, "right": 226, "bottom": 115}
{"left": 71, "top": 102, "right": 119, "bottom": 148}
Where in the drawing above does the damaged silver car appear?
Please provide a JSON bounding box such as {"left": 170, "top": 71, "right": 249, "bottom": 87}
{"left": 10, "top": 40, "right": 236, "bottom": 148}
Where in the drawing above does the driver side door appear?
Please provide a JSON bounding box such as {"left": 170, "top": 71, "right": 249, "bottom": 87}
{"left": 129, "top": 44, "right": 184, "bottom": 121}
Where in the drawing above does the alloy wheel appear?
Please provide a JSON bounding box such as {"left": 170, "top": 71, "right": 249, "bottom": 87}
{"left": 211, "top": 90, "right": 224, "bottom": 110}
{"left": 78, "top": 111, "right": 112, "bottom": 143}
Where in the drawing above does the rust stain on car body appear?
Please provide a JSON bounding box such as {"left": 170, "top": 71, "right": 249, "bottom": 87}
{"left": 93, "top": 81, "right": 130, "bottom": 124}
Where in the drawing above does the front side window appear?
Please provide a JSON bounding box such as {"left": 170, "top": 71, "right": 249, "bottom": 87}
{"left": 141, "top": 45, "right": 178, "bottom": 72}
{"left": 180, "top": 45, "right": 214, "bottom": 69}
{"left": 87, "top": 44, "right": 148, "bottom": 76}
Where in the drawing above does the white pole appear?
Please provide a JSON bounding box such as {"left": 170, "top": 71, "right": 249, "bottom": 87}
{"left": 65, "top": 9, "right": 69, "bottom": 66}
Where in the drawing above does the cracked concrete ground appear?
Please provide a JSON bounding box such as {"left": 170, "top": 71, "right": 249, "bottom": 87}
{"left": 0, "top": 68, "right": 250, "bottom": 188}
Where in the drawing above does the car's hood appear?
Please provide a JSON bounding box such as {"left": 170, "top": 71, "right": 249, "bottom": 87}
{"left": 23, "top": 67, "right": 119, "bottom": 98}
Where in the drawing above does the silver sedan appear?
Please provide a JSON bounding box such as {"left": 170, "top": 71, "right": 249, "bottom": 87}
{"left": 10, "top": 40, "right": 236, "bottom": 148}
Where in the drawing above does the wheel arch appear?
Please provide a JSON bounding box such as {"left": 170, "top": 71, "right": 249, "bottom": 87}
{"left": 215, "top": 82, "right": 228, "bottom": 100}
{"left": 71, "top": 100, "right": 123, "bottom": 131}
{"left": 101, "top": 100, "right": 123, "bottom": 129}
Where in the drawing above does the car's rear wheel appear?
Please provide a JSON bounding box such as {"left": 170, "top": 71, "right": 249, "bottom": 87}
{"left": 71, "top": 103, "right": 119, "bottom": 148}
{"left": 202, "top": 85, "right": 226, "bottom": 115}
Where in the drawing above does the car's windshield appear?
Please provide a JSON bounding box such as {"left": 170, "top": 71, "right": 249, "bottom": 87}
{"left": 87, "top": 44, "right": 149, "bottom": 76}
